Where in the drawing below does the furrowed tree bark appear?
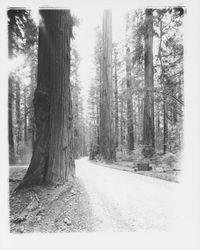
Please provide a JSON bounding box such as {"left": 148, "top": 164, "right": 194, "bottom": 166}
{"left": 16, "top": 10, "right": 75, "bottom": 190}
{"left": 100, "top": 10, "right": 116, "bottom": 161}
{"left": 46, "top": 10, "right": 75, "bottom": 183}
{"left": 142, "top": 9, "right": 155, "bottom": 157}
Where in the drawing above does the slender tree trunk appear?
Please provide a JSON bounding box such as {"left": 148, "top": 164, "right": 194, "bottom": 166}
{"left": 126, "top": 14, "right": 134, "bottom": 152}
{"left": 163, "top": 96, "right": 168, "bottom": 154}
{"left": 173, "top": 89, "right": 178, "bottom": 124}
{"left": 114, "top": 50, "right": 119, "bottom": 149}
{"left": 24, "top": 88, "right": 28, "bottom": 145}
{"left": 120, "top": 97, "right": 124, "bottom": 152}
{"left": 126, "top": 46, "right": 134, "bottom": 151}
{"left": 100, "top": 10, "right": 116, "bottom": 161}
{"left": 17, "top": 10, "right": 75, "bottom": 190}
{"left": 134, "top": 111, "right": 137, "bottom": 145}
{"left": 96, "top": 85, "right": 100, "bottom": 153}
{"left": 8, "top": 21, "right": 15, "bottom": 164}
{"left": 137, "top": 95, "right": 141, "bottom": 144}
{"left": 15, "top": 81, "right": 21, "bottom": 156}
{"left": 8, "top": 76, "right": 15, "bottom": 164}
{"left": 99, "top": 32, "right": 103, "bottom": 157}
{"left": 158, "top": 17, "right": 168, "bottom": 154}
{"left": 157, "top": 101, "right": 160, "bottom": 134}
{"left": 99, "top": 68, "right": 103, "bottom": 155}
{"left": 142, "top": 8, "right": 155, "bottom": 157}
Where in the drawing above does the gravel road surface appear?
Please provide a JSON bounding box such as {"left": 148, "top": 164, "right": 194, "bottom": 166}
{"left": 76, "top": 157, "right": 179, "bottom": 232}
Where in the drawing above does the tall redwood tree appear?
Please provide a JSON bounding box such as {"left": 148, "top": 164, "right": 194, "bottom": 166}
{"left": 142, "top": 8, "right": 155, "bottom": 157}
{"left": 99, "top": 10, "right": 116, "bottom": 161}
{"left": 17, "top": 9, "right": 75, "bottom": 190}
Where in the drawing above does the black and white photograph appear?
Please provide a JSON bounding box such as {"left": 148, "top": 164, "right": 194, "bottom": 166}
{"left": 0, "top": 0, "right": 200, "bottom": 249}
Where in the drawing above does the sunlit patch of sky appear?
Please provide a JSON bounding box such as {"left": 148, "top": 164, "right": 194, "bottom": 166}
{"left": 71, "top": 7, "right": 127, "bottom": 115}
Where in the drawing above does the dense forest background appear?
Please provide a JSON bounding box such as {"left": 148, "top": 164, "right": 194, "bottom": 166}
{"left": 88, "top": 8, "right": 184, "bottom": 161}
{"left": 8, "top": 8, "right": 184, "bottom": 173}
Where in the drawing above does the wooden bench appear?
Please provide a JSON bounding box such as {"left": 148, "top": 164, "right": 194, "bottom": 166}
{"left": 136, "top": 163, "right": 152, "bottom": 171}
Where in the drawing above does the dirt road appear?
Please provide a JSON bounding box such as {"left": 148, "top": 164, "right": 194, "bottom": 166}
{"left": 10, "top": 157, "right": 179, "bottom": 233}
{"left": 76, "top": 157, "right": 179, "bottom": 232}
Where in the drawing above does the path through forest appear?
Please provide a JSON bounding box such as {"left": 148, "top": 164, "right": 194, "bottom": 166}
{"left": 76, "top": 157, "right": 179, "bottom": 231}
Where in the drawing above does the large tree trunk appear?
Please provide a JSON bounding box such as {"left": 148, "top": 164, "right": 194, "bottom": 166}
{"left": 99, "top": 10, "right": 116, "bottom": 161}
{"left": 16, "top": 10, "right": 75, "bottom": 190}
{"left": 46, "top": 10, "right": 75, "bottom": 183}
{"left": 142, "top": 9, "right": 155, "bottom": 157}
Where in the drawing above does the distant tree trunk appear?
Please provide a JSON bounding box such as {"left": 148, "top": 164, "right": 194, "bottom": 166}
{"left": 157, "top": 101, "right": 160, "bottom": 134}
{"left": 142, "top": 9, "right": 155, "bottom": 157}
{"left": 126, "top": 14, "right": 134, "bottom": 152}
{"left": 8, "top": 76, "right": 15, "bottom": 164}
{"left": 114, "top": 49, "right": 119, "bottom": 149}
{"left": 24, "top": 88, "right": 28, "bottom": 145}
{"left": 17, "top": 10, "right": 75, "bottom": 190}
{"left": 15, "top": 81, "right": 21, "bottom": 156}
{"left": 163, "top": 96, "right": 168, "bottom": 154}
{"left": 158, "top": 17, "right": 168, "bottom": 154}
{"left": 96, "top": 82, "right": 100, "bottom": 153}
{"left": 100, "top": 10, "right": 116, "bottom": 161}
{"left": 120, "top": 97, "right": 124, "bottom": 152}
{"left": 99, "top": 65, "right": 103, "bottom": 155}
{"left": 134, "top": 111, "right": 137, "bottom": 145}
{"left": 126, "top": 47, "right": 134, "bottom": 152}
{"left": 137, "top": 94, "right": 143, "bottom": 144}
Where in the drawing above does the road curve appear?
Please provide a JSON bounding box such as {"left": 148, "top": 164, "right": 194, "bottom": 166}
{"left": 76, "top": 157, "right": 179, "bottom": 232}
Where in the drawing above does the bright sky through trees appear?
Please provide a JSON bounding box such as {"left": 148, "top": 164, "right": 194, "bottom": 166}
{"left": 71, "top": 8, "right": 126, "bottom": 114}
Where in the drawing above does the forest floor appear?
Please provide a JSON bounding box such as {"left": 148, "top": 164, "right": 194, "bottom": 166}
{"left": 9, "top": 156, "right": 180, "bottom": 233}
{"left": 9, "top": 166, "right": 94, "bottom": 233}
